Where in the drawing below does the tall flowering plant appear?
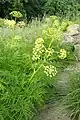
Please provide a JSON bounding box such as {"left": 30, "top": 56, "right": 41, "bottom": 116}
{"left": 29, "top": 16, "right": 69, "bottom": 85}
{"left": 0, "top": 16, "right": 76, "bottom": 120}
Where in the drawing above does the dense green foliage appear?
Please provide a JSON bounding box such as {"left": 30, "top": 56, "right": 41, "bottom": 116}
{"left": 0, "top": 16, "right": 76, "bottom": 120}
{"left": 0, "top": 0, "right": 80, "bottom": 20}
{"left": 0, "top": 0, "right": 45, "bottom": 20}
{"left": 45, "top": 0, "right": 80, "bottom": 19}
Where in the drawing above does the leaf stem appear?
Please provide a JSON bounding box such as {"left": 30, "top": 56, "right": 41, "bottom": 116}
{"left": 29, "top": 64, "right": 43, "bottom": 84}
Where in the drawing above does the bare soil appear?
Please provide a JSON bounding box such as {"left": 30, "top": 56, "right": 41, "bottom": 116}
{"left": 37, "top": 103, "right": 70, "bottom": 120}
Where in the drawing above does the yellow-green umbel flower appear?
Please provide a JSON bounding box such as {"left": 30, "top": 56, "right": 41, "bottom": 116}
{"left": 58, "top": 49, "right": 67, "bottom": 59}
{"left": 17, "top": 21, "right": 25, "bottom": 28}
{"left": 53, "top": 19, "right": 60, "bottom": 28}
{"left": 10, "top": 11, "right": 23, "bottom": 18}
{"left": 45, "top": 48, "right": 54, "bottom": 58}
{"left": 4, "top": 19, "right": 16, "bottom": 28}
{"left": 50, "top": 16, "right": 58, "bottom": 21}
{"left": 32, "top": 38, "right": 45, "bottom": 61}
{"left": 44, "top": 65, "right": 57, "bottom": 77}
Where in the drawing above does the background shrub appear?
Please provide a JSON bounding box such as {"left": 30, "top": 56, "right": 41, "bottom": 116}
{"left": 44, "top": 0, "right": 80, "bottom": 19}
{"left": 0, "top": 0, "right": 80, "bottom": 20}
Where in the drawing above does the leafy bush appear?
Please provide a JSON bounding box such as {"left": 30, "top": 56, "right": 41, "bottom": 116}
{"left": 45, "top": 0, "right": 80, "bottom": 19}
{"left": 0, "top": 0, "right": 45, "bottom": 20}
{"left": 0, "top": 0, "right": 80, "bottom": 20}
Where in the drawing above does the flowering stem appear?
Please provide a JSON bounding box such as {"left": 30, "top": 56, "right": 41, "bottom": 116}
{"left": 48, "top": 39, "right": 54, "bottom": 48}
{"left": 29, "top": 64, "right": 43, "bottom": 84}
{"left": 29, "top": 37, "right": 55, "bottom": 84}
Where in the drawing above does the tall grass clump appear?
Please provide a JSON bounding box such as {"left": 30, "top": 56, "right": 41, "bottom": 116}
{"left": 0, "top": 16, "right": 75, "bottom": 120}
{"left": 63, "top": 72, "right": 80, "bottom": 120}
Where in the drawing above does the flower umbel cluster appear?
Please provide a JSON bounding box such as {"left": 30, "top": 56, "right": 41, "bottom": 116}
{"left": 32, "top": 38, "right": 45, "bottom": 61}
{"left": 59, "top": 49, "right": 67, "bottom": 59}
{"left": 42, "top": 28, "right": 54, "bottom": 39}
{"left": 44, "top": 65, "right": 57, "bottom": 77}
{"left": 45, "top": 48, "right": 54, "bottom": 58}
{"left": 17, "top": 21, "right": 25, "bottom": 28}
{"left": 10, "top": 11, "right": 23, "bottom": 18}
{"left": 4, "top": 19, "right": 16, "bottom": 28}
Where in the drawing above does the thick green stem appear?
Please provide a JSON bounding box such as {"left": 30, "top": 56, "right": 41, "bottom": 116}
{"left": 48, "top": 38, "right": 54, "bottom": 48}
{"left": 29, "top": 64, "right": 43, "bottom": 84}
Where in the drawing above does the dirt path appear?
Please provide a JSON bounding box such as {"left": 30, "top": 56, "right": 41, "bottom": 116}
{"left": 37, "top": 103, "right": 70, "bottom": 120}
{"left": 36, "top": 70, "right": 70, "bottom": 120}
{"left": 36, "top": 62, "right": 80, "bottom": 120}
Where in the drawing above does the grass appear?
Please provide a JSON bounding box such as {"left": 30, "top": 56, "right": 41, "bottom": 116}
{"left": 0, "top": 18, "right": 56, "bottom": 120}
{"left": 0, "top": 19, "right": 44, "bottom": 42}
{"left": 63, "top": 72, "right": 80, "bottom": 120}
